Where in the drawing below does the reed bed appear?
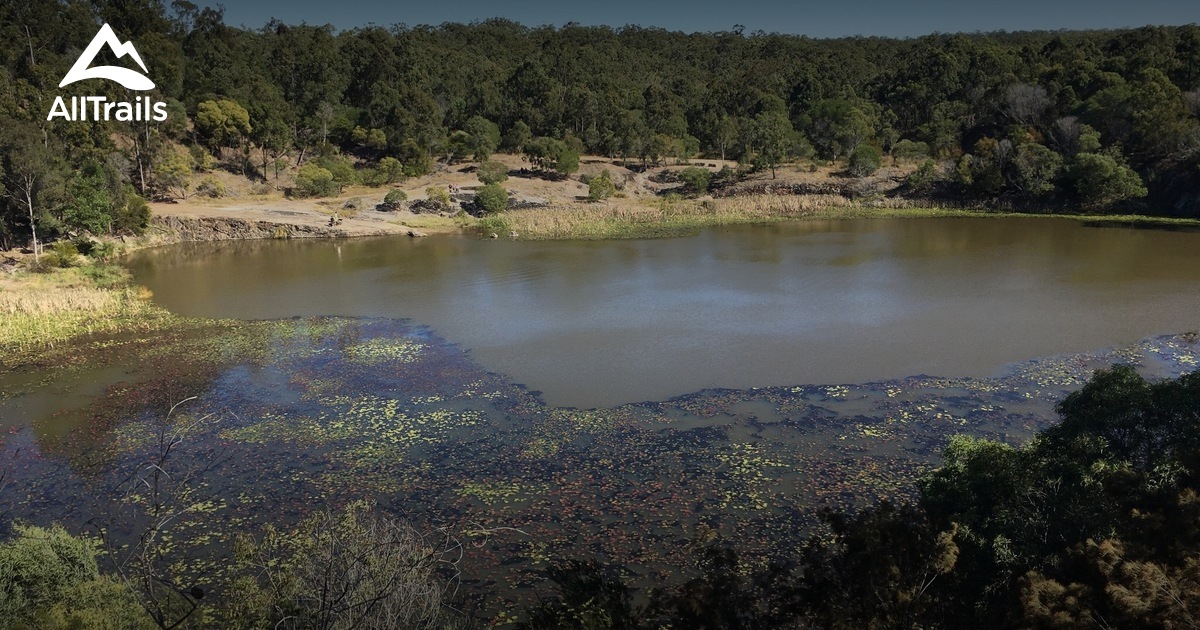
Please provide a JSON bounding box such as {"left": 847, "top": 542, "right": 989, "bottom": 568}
{"left": 0, "top": 267, "right": 175, "bottom": 353}
{"left": 497, "top": 194, "right": 984, "bottom": 240}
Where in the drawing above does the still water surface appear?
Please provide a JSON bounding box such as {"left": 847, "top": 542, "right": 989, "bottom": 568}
{"left": 127, "top": 218, "right": 1200, "bottom": 407}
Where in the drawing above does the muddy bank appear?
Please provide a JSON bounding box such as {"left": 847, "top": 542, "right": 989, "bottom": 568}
{"left": 145, "top": 214, "right": 405, "bottom": 244}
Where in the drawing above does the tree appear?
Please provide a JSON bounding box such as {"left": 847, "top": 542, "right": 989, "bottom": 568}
{"left": 0, "top": 121, "right": 62, "bottom": 262}
{"left": 754, "top": 109, "right": 794, "bottom": 179}
{"left": 1012, "top": 143, "right": 1063, "bottom": 198}
{"left": 155, "top": 147, "right": 194, "bottom": 200}
{"left": 294, "top": 163, "right": 339, "bottom": 197}
{"left": 463, "top": 116, "right": 501, "bottom": 161}
{"left": 587, "top": 170, "right": 616, "bottom": 201}
{"left": 194, "top": 99, "right": 252, "bottom": 153}
{"left": 0, "top": 524, "right": 154, "bottom": 629}
{"left": 809, "top": 99, "right": 874, "bottom": 159}
{"left": 475, "top": 183, "right": 509, "bottom": 214}
{"left": 848, "top": 145, "right": 882, "bottom": 177}
{"left": 677, "top": 167, "right": 711, "bottom": 195}
{"left": 376, "top": 157, "right": 404, "bottom": 185}
{"left": 1068, "top": 152, "right": 1148, "bottom": 210}
{"left": 477, "top": 160, "right": 509, "bottom": 185}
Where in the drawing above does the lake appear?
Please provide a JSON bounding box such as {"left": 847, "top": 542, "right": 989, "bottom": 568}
{"left": 5, "top": 215, "right": 1200, "bottom": 611}
{"left": 128, "top": 217, "right": 1200, "bottom": 408}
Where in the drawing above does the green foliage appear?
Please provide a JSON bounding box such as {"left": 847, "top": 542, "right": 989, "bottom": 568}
{"left": 677, "top": 167, "right": 712, "bottom": 195}
{"left": 315, "top": 154, "right": 358, "bottom": 187}
{"left": 475, "top": 183, "right": 510, "bottom": 214}
{"left": 112, "top": 192, "right": 150, "bottom": 235}
{"left": 382, "top": 188, "right": 408, "bottom": 210}
{"left": 155, "top": 147, "right": 193, "bottom": 201}
{"left": 464, "top": 116, "right": 502, "bottom": 161}
{"left": 587, "top": 170, "right": 617, "bottom": 202}
{"left": 0, "top": 524, "right": 149, "bottom": 629}
{"left": 477, "top": 160, "right": 510, "bottom": 185}
{"left": 195, "top": 99, "right": 252, "bottom": 150}
{"left": 195, "top": 176, "right": 226, "bottom": 199}
{"left": 906, "top": 159, "right": 940, "bottom": 194}
{"left": 64, "top": 164, "right": 112, "bottom": 234}
{"left": 425, "top": 186, "right": 451, "bottom": 208}
{"left": 848, "top": 145, "right": 882, "bottom": 177}
{"left": 892, "top": 139, "right": 930, "bottom": 161}
{"left": 525, "top": 137, "right": 580, "bottom": 175}
{"left": 294, "top": 163, "right": 339, "bottom": 197}
{"left": 43, "top": 241, "right": 80, "bottom": 268}
{"left": 376, "top": 156, "right": 404, "bottom": 185}
{"left": 1069, "top": 152, "right": 1149, "bottom": 210}
{"left": 1012, "top": 143, "right": 1064, "bottom": 198}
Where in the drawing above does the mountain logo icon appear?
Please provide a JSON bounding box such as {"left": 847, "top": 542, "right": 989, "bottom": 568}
{"left": 59, "top": 23, "right": 155, "bottom": 91}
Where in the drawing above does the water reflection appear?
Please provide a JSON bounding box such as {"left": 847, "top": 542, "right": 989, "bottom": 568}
{"left": 126, "top": 218, "right": 1200, "bottom": 407}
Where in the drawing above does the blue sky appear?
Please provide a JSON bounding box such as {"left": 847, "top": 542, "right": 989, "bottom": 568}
{"left": 202, "top": 0, "right": 1200, "bottom": 36}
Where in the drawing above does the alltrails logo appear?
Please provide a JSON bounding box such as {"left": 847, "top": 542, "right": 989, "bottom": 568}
{"left": 47, "top": 23, "right": 168, "bottom": 122}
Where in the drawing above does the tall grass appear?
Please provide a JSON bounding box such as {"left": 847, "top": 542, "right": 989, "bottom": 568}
{"left": 496, "top": 195, "right": 980, "bottom": 240}
{"left": 0, "top": 265, "right": 177, "bottom": 354}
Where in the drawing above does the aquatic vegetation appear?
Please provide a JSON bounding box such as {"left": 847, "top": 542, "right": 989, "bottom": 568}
{"left": 2, "top": 318, "right": 1197, "bottom": 616}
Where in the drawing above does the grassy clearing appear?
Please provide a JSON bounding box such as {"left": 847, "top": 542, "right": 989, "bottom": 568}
{"left": 0, "top": 264, "right": 180, "bottom": 357}
{"left": 484, "top": 195, "right": 1200, "bottom": 240}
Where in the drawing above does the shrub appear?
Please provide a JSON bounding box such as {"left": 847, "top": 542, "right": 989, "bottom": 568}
{"left": 316, "top": 154, "right": 358, "bottom": 187}
{"left": 906, "top": 159, "right": 940, "bottom": 195}
{"left": 678, "top": 166, "right": 712, "bottom": 195}
{"left": 475, "top": 183, "right": 509, "bottom": 214}
{"left": 188, "top": 145, "right": 215, "bottom": 172}
{"left": 477, "top": 160, "right": 509, "bottom": 185}
{"left": 425, "top": 186, "right": 451, "bottom": 208}
{"left": 195, "top": 176, "right": 226, "bottom": 198}
{"left": 380, "top": 188, "right": 408, "bottom": 211}
{"left": 588, "top": 170, "right": 616, "bottom": 201}
{"left": 0, "top": 524, "right": 151, "bottom": 629}
{"left": 377, "top": 156, "right": 404, "bottom": 185}
{"left": 112, "top": 192, "right": 150, "bottom": 235}
{"left": 892, "top": 139, "right": 930, "bottom": 161}
{"left": 849, "top": 145, "right": 882, "bottom": 177}
{"left": 43, "top": 241, "right": 80, "bottom": 268}
{"left": 295, "top": 164, "right": 340, "bottom": 197}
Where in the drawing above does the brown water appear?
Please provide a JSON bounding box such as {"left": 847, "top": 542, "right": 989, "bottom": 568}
{"left": 125, "top": 218, "right": 1200, "bottom": 408}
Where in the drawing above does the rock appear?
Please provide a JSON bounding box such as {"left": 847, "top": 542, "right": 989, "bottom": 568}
{"left": 407, "top": 229, "right": 427, "bottom": 238}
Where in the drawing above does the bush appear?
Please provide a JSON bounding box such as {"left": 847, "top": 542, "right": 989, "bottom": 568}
{"left": 188, "top": 145, "right": 215, "bottom": 172}
{"left": 892, "top": 139, "right": 930, "bottom": 161}
{"left": 295, "top": 163, "right": 340, "bottom": 197}
{"left": 848, "top": 145, "right": 882, "bottom": 177}
{"left": 678, "top": 166, "right": 712, "bottom": 195}
{"left": 475, "top": 183, "right": 509, "bottom": 214}
{"left": 43, "top": 241, "right": 80, "bottom": 268}
{"left": 0, "top": 524, "right": 152, "bottom": 629}
{"left": 588, "top": 170, "right": 616, "bottom": 202}
{"left": 425, "top": 186, "right": 451, "bottom": 208}
{"left": 316, "top": 154, "right": 358, "bottom": 187}
{"left": 195, "top": 176, "right": 226, "bottom": 199}
{"left": 112, "top": 192, "right": 150, "bottom": 235}
{"left": 477, "top": 160, "right": 509, "bottom": 185}
{"left": 380, "top": 188, "right": 408, "bottom": 211}
{"left": 377, "top": 156, "right": 404, "bottom": 185}
{"left": 906, "top": 159, "right": 939, "bottom": 195}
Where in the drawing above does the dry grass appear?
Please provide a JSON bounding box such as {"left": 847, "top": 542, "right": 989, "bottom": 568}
{"left": 0, "top": 266, "right": 177, "bottom": 354}
{"left": 495, "top": 194, "right": 980, "bottom": 240}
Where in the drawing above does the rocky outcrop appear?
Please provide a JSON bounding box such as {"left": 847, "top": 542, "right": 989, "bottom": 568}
{"left": 149, "top": 215, "right": 392, "bottom": 243}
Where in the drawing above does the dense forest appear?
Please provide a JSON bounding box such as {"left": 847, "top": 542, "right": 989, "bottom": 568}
{"left": 3, "top": 1, "right": 1200, "bottom": 252}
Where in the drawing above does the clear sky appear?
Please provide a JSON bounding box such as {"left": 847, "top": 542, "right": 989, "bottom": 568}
{"left": 201, "top": 0, "right": 1200, "bottom": 37}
